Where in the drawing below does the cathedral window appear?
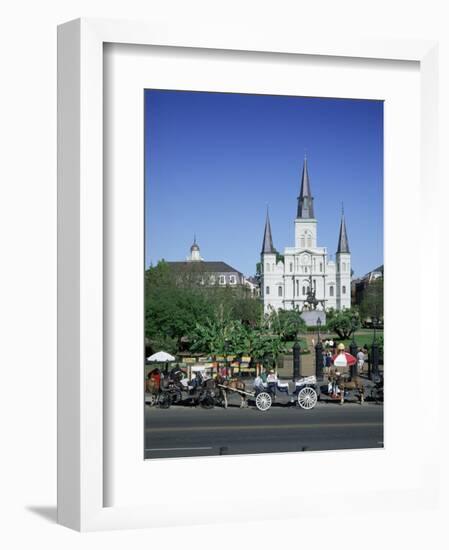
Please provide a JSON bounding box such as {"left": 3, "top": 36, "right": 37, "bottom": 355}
{"left": 300, "top": 235, "right": 305, "bottom": 247}
{"left": 278, "top": 286, "right": 282, "bottom": 297}
{"left": 289, "top": 262, "right": 293, "bottom": 272}
{"left": 302, "top": 286, "right": 306, "bottom": 295}
{"left": 342, "top": 285, "right": 346, "bottom": 294}
{"left": 266, "top": 286, "right": 270, "bottom": 295}
{"left": 320, "top": 262, "right": 323, "bottom": 272}
{"left": 329, "top": 285, "right": 334, "bottom": 297}
{"left": 307, "top": 235, "right": 312, "bottom": 247}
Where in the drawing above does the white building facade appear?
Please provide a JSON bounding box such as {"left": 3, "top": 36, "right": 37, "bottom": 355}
{"left": 261, "top": 158, "right": 351, "bottom": 313}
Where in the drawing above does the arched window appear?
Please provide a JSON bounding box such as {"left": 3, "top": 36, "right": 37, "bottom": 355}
{"left": 329, "top": 286, "right": 334, "bottom": 297}
{"left": 300, "top": 235, "right": 305, "bottom": 247}
{"left": 320, "top": 262, "right": 323, "bottom": 272}
{"left": 278, "top": 286, "right": 282, "bottom": 297}
{"left": 266, "top": 286, "right": 270, "bottom": 295}
{"left": 307, "top": 235, "right": 312, "bottom": 247}
{"left": 342, "top": 262, "right": 346, "bottom": 272}
{"left": 342, "top": 285, "right": 346, "bottom": 294}
{"left": 302, "top": 286, "right": 306, "bottom": 295}
{"left": 289, "top": 262, "right": 293, "bottom": 272}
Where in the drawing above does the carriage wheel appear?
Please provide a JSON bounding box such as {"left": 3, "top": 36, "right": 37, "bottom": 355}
{"left": 255, "top": 392, "right": 272, "bottom": 411}
{"left": 297, "top": 386, "right": 318, "bottom": 410}
{"left": 174, "top": 391, "right": 183, "bottom": 404}
{"left": 201, "top": 395, "right": 215, "bottom": 409}
{"left": 159, "top": 393, "right": 171, "bottom": 409}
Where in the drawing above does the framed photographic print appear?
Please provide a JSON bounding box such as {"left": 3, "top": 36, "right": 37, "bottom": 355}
{"left": 58, "top": 18, "right": 441, "bottom": 531}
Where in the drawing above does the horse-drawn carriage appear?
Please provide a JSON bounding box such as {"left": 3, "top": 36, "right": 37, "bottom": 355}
{"left": 316, "top": 344, "right": 366, "bottom": 404}
{"left": 146, "top": 366, "right": 319, "bottom": 412}
{"left": 146, "top": 366, "right": 220, "bottom": 409}
{"left": 219, "top": 375, "right": 319, "bottom": 411}
{"left": 319, "top": 369, "right": 365, "bottom": 404}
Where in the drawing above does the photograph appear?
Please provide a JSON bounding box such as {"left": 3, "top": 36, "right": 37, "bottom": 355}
{"left": 144, "top": 89, "right": 384, "bottom": 460}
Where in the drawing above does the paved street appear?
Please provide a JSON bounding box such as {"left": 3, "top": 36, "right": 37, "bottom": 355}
{"left": 145, "top": 399, "right": 383, "bottom": 459}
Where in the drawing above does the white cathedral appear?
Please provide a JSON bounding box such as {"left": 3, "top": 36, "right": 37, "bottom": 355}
{"left": 261, "top": 158, "right": 351, "bottom": 314}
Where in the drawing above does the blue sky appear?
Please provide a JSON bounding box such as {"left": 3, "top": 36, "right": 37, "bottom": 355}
{"left": 145, "top": 90, "right": 383, "bottom": 278}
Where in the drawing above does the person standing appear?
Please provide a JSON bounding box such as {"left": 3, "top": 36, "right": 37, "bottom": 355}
{"left": 357, "top": 348, "right": 366, "bottom": 374}
{"left": 253, "top": 373, "right": 266, "bottom": 395}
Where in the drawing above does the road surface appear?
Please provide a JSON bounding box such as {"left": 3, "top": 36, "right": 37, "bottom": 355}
{"left": 145, "top": 399, "right": 383, "bottom": 459}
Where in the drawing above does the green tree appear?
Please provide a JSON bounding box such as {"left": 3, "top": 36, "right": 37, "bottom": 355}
{"left": 145, "top": 260, "right": 265, "bottom": 355}
{"left": 327, "top": 308, "right": 361, "bottom": 339}
{"left": 145, "top": 261, "right": 214, "bottom": 352}
{"left": 190, "top": 305, "right": 250, "bottom": 356}
{"left": 359, "top": 278, "right": 384, "bottom": 322}
{"left": 266, "top": 309, "right": 306, "bottom": 341}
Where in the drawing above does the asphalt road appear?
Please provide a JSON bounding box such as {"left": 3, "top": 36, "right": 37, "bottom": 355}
{"left": 144, "top": 399, "right": 384, "bottom": 459}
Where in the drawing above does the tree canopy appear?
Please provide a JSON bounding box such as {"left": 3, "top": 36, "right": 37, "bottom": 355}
{"left": 145, "top": 261, "right": 306, "bottom": 363}
{"left": 326, "top": 308, "right": 361, "bottom": 339}
{"left": 145, "top": 261, "right": 263, "bottom": 355}
{"left": 359, "top": 277, "right": 384, "bottom": 322}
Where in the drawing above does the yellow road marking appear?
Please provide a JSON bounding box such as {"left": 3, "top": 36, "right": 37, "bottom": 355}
{"left": 145, "top": 422, "right": 382, "bottom": 433}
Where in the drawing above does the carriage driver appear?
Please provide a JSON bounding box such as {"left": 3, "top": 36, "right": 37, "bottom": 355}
{"left": 266, "top": 369, "right": 278, "bottom": 398}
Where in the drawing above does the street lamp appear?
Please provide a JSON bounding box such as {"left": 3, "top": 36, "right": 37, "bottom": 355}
{"left": 224, "top": 340, "right": 229, "bottom": 378}
{"left": 351, "top": 313, "right": 358, "bottom": 346}
{"left": 370, "top": 317, "right": 380, "bottom": 380}
{"left": 372, "top": 316, "right": 378, "bottom": 343}
{"left": 350, "top": 313, "right": 358, "bottom": 378}
{"left": 293, "top": 336, "right": 301, "bottom": 381}
{"left": 315, "top": 317, "right": 323, "bottom": 380}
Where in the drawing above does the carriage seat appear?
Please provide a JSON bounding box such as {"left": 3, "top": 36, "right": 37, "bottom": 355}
{"left": 276, "top": 381, "right": 290, "bottom": 394}
{"left": 296, "top": 375, "right": 317, "bottom": 388}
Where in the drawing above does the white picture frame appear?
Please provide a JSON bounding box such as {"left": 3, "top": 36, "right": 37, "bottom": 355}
{"left": 57, "top": 17, "right": 441, "bottom": 531}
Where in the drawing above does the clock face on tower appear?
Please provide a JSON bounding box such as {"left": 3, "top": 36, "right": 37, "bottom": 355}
{"left": 301, "top": 253, "right": 310, "bottom": 265}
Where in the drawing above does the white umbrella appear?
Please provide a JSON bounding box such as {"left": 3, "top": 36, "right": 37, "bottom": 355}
{"left": 146, "top": 351, "right": 175, "bottom": 362}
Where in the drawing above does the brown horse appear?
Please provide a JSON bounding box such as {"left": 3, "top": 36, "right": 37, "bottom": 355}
{"left": 145, "top": 372, "right": 161, "bottom": 406}
{"left": 216, "top": 375, "right": 248, "bottom": 408}
{"left": 328, "top": 368, "right": 365, "bottom": 405}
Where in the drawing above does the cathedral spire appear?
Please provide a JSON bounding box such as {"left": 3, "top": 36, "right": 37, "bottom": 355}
{"left": 297, "top": 157, "right": 315, "bottom": 219}
{"left": 261, "top": 208, "right": 276, "bottom": 254}
{"left": 337, "top": 208, "right": 350, "bottom": 253}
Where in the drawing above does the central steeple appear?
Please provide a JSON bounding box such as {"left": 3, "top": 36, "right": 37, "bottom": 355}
{"left": 297, "top": 157, "right": 315, "bottom": 219}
